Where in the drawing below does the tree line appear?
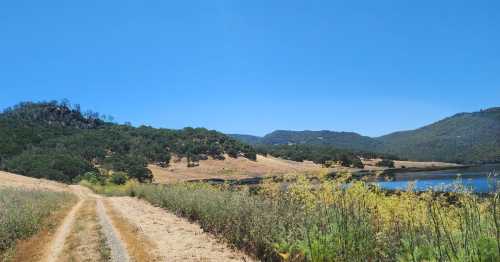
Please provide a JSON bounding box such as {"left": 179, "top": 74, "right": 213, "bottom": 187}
{"left": 254, "top": 144, "right": 402, "bottom": 169}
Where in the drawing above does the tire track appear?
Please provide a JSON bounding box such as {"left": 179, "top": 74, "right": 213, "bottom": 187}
{"left": 45, "top": 199, "right": 84, "bottom": 262}
{"left": 96, "top": 198, "right": 130, "bottom": 262}
{"left": 44, "top": 186, "right": 131, "bottom": 262}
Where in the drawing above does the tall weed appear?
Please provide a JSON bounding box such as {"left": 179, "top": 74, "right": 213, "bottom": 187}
{"left": 0, "top": 188, "right": 76, "bottom": 259}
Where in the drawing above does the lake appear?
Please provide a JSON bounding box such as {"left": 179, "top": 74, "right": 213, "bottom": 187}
{"left": 374, "top": 164, "right": 500, "bottom": 193}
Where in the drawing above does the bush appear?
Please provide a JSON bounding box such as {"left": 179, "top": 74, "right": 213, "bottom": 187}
{"left": 103, "top": 155, "right": 153, "bottom": 183}
{"left": 79, "top": 180, "right": 138, "bottom": 197}
{"left": 74, "top": 171, "right": 105, "bottom": 184}
{"left": 376, "top": 159, "right": 395, "bottom": 168}
{"left": 110, "top": 172, "right": 128, "bottom": 185}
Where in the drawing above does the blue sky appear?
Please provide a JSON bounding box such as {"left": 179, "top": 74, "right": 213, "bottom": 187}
{"left": 1, "top": 0, "right": 499, "bottom": 137}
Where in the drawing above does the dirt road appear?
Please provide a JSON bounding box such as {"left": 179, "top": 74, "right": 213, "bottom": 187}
{"left": 44, "top": 186, "right": 130, "bottom": 262}
{"left": 108, "top": 197, "right": 253, "bottom": 262}
{"left": 1, "top": 172, "right": 253, "bottom": 262}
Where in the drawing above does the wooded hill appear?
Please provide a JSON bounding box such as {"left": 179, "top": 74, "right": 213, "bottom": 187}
{"left": 378, "top": 107, "right": 500, "bottom": 163}
{"left": 231, "top": 107, "right": 500, "bottom": 164}
{"left": 0, "top": 101, "right": 256, "bottom": 183}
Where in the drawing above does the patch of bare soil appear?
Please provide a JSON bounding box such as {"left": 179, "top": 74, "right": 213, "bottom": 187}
{"left": 107, "top": 197, "right": 255, "bottom": 262}
{"left": 150, "top": 154, "right": 329, "bottom": 183}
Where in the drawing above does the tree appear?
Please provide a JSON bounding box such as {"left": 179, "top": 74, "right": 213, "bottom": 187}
{"left": 376, "top": 159, "right": 395, "bottom": 168}
{"left": 244, "top": 150, "right": 257, "bottom": 161}
{"left": 155, "top": 152, "right": 171, "bottom": 167}
{"left": 110, "top": 172, "right": 128, "bottom": 185}
{"left": 227, "top": 148, "right": 239, "bottom": 158}
{"left": 128, "top": 166, "right": 153, "bottom": 183}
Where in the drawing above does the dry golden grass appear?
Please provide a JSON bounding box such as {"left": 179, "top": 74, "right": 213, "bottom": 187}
{"left": 0, "top": 171, "right": 70, "bottom": 192}
{"left": 151, "top": 155, "right": 462, "bottom": 184}
{"left": 150, "top": 154, "right": 329, "bottom": 183}
{"left": 8, "top": 201, "right": 75, "bottom": 262}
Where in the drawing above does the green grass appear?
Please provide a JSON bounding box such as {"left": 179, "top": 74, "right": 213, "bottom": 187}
{"left": 84, "top": 177, "right": 500, "bottom": 262}
{"left": 79, "top": 180, "right": 135, "bottom": 197}
{"left": 0, "top": 187, "right": 76, "bottom": 260}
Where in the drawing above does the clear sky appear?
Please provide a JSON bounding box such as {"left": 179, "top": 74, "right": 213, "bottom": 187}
{"left": 1, "top": 1, "right": 499, "bottom": 137}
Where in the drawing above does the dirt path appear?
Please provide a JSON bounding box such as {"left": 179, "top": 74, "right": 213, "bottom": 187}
{"left": 45, "top": 199, "right": 84, "bottom": 262}
{"left": 51, "top": 187, "right": 250, "bottom": 261}
{"left": 58, "top": 199, "right": 111, "bottom": 262}
{"left": 107, "top": 197, "right": 254, "bottom": 262}
{"left": 1, "top": 172, "right": 256, "bottom": 261}
{"left": 43, "top": 186, "right": 131, "bottom": 262}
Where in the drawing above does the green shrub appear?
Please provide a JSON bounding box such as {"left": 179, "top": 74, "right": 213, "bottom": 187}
{"left": 74, "top": 171, "right": 106, "bottom": 184}
{"left": 376, "top": 159, "right": 395, "bottom": 168}
{"left": 110, "top": 172, "right": 128, "bottom": 185}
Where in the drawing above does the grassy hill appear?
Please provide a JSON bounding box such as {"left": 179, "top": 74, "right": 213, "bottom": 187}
{"left": 231, "top": 107, "right": 500, "bottom": 164}
{"left": 0, "top": 101, "right": 257, "bottom": 183}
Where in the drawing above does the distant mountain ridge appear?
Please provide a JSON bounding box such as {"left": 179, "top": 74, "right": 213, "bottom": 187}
{"left": 263, "top": 130, "right": 383, "bottom": 152}
{"left": 230, "top": 130, "right": 384, "bottom": 153}
{"left": 228, "top": 134, "right": 263, "bottom": 145}
{"left": 378, "top": 107, "right": 500, "bottom": 163}
{"left": 230, "top": 107, "right": 500, "bottom": 164}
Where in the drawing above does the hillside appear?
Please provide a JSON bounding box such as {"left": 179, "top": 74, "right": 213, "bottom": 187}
{"left": 0, "top": 101, "right": 257, "bottom": 183}
{"left": 149, "top": 154, "right": 327, "bottom": 183}
{"left": 377, "top": 107, "right": 500, "bottom": 163}
{"left": 231, "top": 107, "right": 500, "bottom": 164}
{"left": 264, "top": 130, "right": 383, "bottom": 152}
{"left": 228, "top": 134, "right": 263, "bottom": 145}
{"left": 231, "top": 130, "right": 383, "bottom": 152}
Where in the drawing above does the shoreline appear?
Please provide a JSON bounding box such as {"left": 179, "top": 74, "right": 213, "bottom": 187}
{"left": 351, "top": 164, "right": 473, "bottom": 179}
{"left": 381, "top": 164, "right": 473, "bottom": 175}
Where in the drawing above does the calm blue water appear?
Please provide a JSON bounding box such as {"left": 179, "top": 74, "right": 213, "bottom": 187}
{"left": 374, "top": 164, "right": 500, "bottom": 193}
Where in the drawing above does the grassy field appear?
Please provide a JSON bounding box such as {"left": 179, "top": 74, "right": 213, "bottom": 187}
{"left": 84, "top": 173, "right": 500, "bottom": 261}
{"left": 0, "top": 188, "right": 76, "bottom": 260}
